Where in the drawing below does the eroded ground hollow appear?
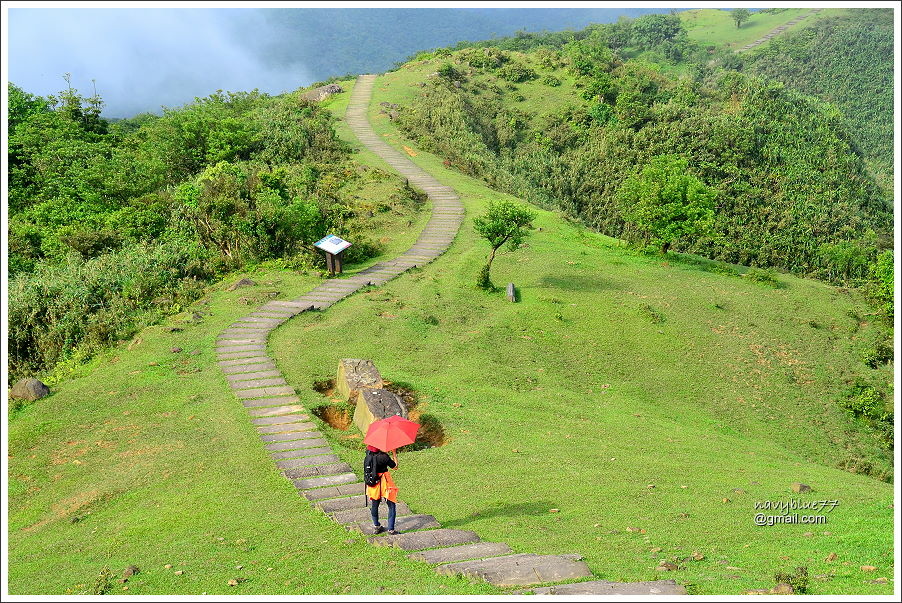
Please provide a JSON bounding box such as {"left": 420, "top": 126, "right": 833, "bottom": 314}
{"left": 310, "top": 378, "right": 354, "bottom": 431}
{"left": 310, "top": 378, "right": 447, "bottom": 448}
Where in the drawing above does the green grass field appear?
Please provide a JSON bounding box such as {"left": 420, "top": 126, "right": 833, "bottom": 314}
{"left": 274, "top": 71, "right": 894, "bottom": 594}
{"left": 7, "top": 55, "right": 894, "bottom": 596}
{"left": 680, "top": 8, "right": 846, "bottom": 50}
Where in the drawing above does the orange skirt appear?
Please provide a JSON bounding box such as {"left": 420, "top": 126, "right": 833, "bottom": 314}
{"left": 366, "top": 471, "right": 398, "bottom": 503}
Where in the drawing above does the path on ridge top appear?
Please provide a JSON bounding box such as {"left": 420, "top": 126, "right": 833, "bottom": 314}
{"left": 213, "top": 74, "right": 686, "bottom": 594}
{"left": 737, "top": 8, "right": 822, "bottom": 52}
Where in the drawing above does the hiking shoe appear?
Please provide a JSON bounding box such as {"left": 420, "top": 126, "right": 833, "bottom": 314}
{"left": 373, "top": 525, "right": 386, "bottom": 534}
{"left": 388, "top": 530, "right": 400, "bottom": 535}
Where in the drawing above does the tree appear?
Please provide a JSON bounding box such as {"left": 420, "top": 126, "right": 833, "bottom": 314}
{"left": 473, "top": 200, "right": 536, "bottom": 289}
{"left": 866, "top": 249, "right": 893, "bottom": 321}
{"left": 616, "top": 155, "right": 715, "bottom": 254}
{"left": 731, "top": 8, "right": 751, "bottom": 29}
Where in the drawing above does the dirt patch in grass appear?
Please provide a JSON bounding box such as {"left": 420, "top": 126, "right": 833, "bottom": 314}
{"left": 22, "top": 489, "right": 102, "bottom": 532}
{"left": 310, "top": 378, "right": 355, "bottom": 430}
{"left": 384, "top": 382, "right": 447, "bottom": 449}
{"left": 312, "top": 403, "right": 354, "bottom": 431}
{"left": 310, "top": 379, "right": 447, "bottom": 447}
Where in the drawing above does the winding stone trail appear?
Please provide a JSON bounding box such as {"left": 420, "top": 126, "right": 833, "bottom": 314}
{"left": 215, "top": 74, "right": 685, "bottom": 595}
{"left": 737, "top": 8, "right": 822, "bottom": 52}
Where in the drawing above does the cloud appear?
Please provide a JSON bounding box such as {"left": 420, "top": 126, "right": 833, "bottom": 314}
{"left": 7, "top": 8, "right": 311, "bottom": 118}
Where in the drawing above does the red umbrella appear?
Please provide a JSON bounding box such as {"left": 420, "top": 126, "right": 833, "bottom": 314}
{"left": 364, "top": 415, "right": 420, "bottom": 451}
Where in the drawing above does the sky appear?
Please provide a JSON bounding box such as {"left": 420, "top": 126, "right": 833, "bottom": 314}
{"left": 6, "top": 4, "right": 681, "bottom": 118}
{"left": 7, "top": 8, "right": 312, "bottom": 118}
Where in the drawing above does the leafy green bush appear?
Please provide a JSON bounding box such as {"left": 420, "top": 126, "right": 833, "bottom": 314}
{"left": 616, "top": 155, "right": 715, "bottom": 254}
{"left": 745, "top": 268, "right": 782, "bottom": 288}
{"left": 774, "top": 567, "right": 809, "bottom": 594}
{"left": 541, "top": 75, "right": 561, "bottom": 87}
{"left": 8, "top": 242, "right": 213, "bottom": 380}
{"left": 840, "top": 381, "right": 887, "bottom": 419}
{"left": 497, "top": 63, "right": 538, "bottom": 83}
{"left": 461, "top": 47, "right": 508, "bottom": 69}
{"left": 638, "top": 303, "right": 666, "bottom": 324}
{"left": 863, "top": 341, "right": 892, "bottom": 369}
{"left": 865, "top": 249, "right": 893, "bottom": 321}
{"left": 437, "top": 63, "right": 464, "bottom": 82}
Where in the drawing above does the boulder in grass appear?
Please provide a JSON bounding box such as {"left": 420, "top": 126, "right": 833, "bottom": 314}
{"left": 335, "top": 359, "right": 383, "bottom": 402}
{"left": 301, "top": 84, "right": 343, "bottom": 103}
{"left": 791, "top": 483, "right": 812, "bottom": 494}
{"left": 227, "top": 278, "right": 257, "bottom": 291}
{"left": 353, "top": 388, "right": 408, "bottom": 435}
{"left": 9, "top": 378, "right": 50, "bottom": 401}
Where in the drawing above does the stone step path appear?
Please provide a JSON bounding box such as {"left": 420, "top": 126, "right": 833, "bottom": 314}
{"left": 213, "top": 74, "right": 684, "bottom": 594}
{"left": 738, "top": 8, "right": 822, "bottom": 52}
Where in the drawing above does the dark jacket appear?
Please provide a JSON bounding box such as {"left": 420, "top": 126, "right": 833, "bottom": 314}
{"left": 370, "top": 451, "right": 396, "bottom": 474}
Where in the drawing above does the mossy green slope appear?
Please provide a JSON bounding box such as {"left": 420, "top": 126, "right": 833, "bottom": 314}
{"left": 7, "top": 75, "right": 893, "bottom": 597}
{"left": 270, "top": 73, "right": 892, "bottom": 594}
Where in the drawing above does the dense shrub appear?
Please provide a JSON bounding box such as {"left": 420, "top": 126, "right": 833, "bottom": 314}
{"left": 497, "top": 63, "right": 538, "bottom": 83}
{"left": 8, "top": 242, "right": 212, "bottom": 379}
{"left": 7, "top": 81, "right": 417, "bottom": 380}
{"left": 745, "top": 9, "right": 894, "bottom": 189}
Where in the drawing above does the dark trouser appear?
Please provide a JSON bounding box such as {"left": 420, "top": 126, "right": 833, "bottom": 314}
{"left": 369, "top": 497, "right": 396, "bottom": 531}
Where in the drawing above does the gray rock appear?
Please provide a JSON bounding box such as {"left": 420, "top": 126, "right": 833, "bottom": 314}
{"left": 351, "top": 514, "right": 439, "bottom": 534}
{"left": 291, "top": 472, "right": 357, "bottom": 489}
{"left": 303, "top": 482, "right": 365, "bottom": 501}
{"left": 335, "top": 359, "right": 383, "bottom": 401}
{"left": 227, "top": 278, "right": 257, "bottom": 291}
{"left": 315, "top": 495, "right": 367, "bottom": 513}
{"left": 301, "top": 84, "right": 343, "bottom": 102}
{"left": 9, "top": 378, "right": 50, "bottom": 401}
{"left": 270, "top": 447, "right": 333, "bottom": 460}
{"left": 285, "top": 462, "right": 352, "bottom": 480}
{"left": 353, "top": 388, "right": 407, "bottom": 434}
{"left": 332, "top": 502, "right": 412, "bottom": 524}
{"left": 276, "top": 453, "right": 340, "bottom": 470}
{"left": 791, "top": 482, "right": 812, "bottom": 494}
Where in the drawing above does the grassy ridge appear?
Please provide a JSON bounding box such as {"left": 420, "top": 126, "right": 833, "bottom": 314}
{"left": 680, "top": 8, "right": 844, "bottom": 49}
{"left": 6, "top": 270, "right": 492, "bottom": 595}
{"left": 6, "top": 73, "right": 893, "bottom": 597}
{"left": 267, "top": 73, "right": 893, "bottom": 594}
{"left": 6, "top": 87, "right": 493, "bottom": 594}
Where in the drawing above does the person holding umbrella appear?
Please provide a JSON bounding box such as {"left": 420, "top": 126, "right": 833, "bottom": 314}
{"left": 364, "top": 445, "right": 399, "bottom": 534}
{"left": 363, "top": 414, "right": 420, "bottom": 535}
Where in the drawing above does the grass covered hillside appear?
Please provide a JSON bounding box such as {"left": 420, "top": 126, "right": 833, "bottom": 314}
{"left": 275, "top": 77, "right": 894, "bottom": 593}
{"left": 8, "top": 76, "right": 892, "bottom": 596}
{"left": 680, "top": 7, "right": 838, "bottom": 49}
{"left": 387, "top": 39, "right": 891, "bottom": 287}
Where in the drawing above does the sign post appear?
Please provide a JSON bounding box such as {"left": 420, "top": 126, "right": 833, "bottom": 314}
{"left": 314, "top": 235, "right": 352, "bottom": 275}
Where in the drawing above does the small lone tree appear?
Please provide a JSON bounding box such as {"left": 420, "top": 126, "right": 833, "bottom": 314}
{"left": 731, "top": 8, "right": 751, "bottom": 29}
{"left": 616, "top": 155, "right": 716, "bottom": 254}
{"left": 473, "top": 200, "right": 536, "bottom": 289}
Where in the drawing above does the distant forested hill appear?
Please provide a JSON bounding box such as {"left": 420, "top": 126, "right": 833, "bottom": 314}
{"left": 389, "top": 10, "right": 893, "bottom": 284}
{"left": 242, "top": 8, "right": 676, "bottom": 83}
{"left": 743, "top": 9, "right": 894, "bottom": 191}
